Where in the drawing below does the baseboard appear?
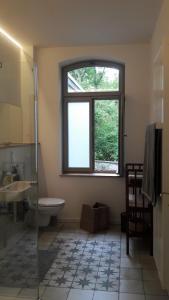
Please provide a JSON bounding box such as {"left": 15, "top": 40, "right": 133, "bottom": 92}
{"left": 58, "top": 218, "right": 80, "bottom": 223}
{"left": 111, "top": 218, "right": 121, "bottom": 225}
{"left": 58, "top": 218, "right": 121, "bottom": 225}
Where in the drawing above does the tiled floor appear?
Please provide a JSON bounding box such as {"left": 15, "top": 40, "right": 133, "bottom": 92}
{"left": 0, "top": 224, "right": 168, "bottom": 300}
{"left": 0, "top": 231, "right": 38, "bottom": 288}
{"left": 42, "top": 239, "right": 120, "bottom": 291}
{"left": 38, "top": 224, "right": 169, "bottom": 300}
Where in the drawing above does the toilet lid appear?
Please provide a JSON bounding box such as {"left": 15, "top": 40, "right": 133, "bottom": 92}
{"left": 39, "top": 198, "right": 65, "bottom": 207}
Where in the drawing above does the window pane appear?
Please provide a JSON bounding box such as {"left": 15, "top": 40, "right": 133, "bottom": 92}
{"left": 68, "top": 66, "right": 119, "bottom": 93}
{"left": 94, "top": 100, "right": 119, "bottom": 173}
{"left": 68, "top": 102, "right": 90, "bottom": 168}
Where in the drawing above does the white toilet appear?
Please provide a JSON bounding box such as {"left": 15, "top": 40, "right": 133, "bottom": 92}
{"left": 38, "top": 197, "right": 65, "bottom": 227}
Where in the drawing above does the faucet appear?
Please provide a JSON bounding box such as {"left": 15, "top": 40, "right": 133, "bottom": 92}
{"left": 11, "top": 165, "right": 20, "bottom": 181}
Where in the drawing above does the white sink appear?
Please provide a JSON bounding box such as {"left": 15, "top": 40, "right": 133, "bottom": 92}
{"left": 0, "top": 181, "right": 31, "bottom": 203}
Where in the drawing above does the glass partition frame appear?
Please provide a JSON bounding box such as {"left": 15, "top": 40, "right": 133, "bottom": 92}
{"left": 0, "top": 35, "right": 39, "bottom": 299}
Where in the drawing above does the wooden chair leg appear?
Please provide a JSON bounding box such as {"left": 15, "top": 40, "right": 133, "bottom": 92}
{"left": 126, "top": 218, "right": 129, "bottom": 255}
{"left": 150, "top": 236, "right": 153, "bottom": 256}
{"left": 126, "top": 234, "right": 129, "bottom": 255}
{"left": 150, "top": 207, "right": 153, "bottom": 256}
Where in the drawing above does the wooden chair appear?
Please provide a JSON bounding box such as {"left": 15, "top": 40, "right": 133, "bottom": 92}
{"left": 125, "top": 163, "right": 153, "bottom": 255}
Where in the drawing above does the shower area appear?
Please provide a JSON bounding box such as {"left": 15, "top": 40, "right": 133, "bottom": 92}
{"left": 0, "top": 32, "right": 39, "bottom": 298}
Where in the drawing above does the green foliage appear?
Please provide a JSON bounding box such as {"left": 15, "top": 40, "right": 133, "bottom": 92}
{"left": 95, "top": 100, "right": 119, "bottom": 162}
{"left": 70, "top": 67, "right": 119, "bottom": 162}
{"left": 70, "top": 67, "right": 118, "bottom": 91}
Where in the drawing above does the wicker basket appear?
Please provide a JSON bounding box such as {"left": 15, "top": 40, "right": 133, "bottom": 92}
{"left": 80, "top": 202, "right": 109, "bottom": 233}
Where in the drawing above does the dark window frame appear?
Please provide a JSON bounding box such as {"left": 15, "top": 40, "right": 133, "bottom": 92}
{"left": 62, "top": 60, "right": 125, "bottom": 176}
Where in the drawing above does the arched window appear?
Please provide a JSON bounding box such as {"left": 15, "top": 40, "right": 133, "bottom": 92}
{"left": 62, "top": 60, "right": 125, "bottom": 175}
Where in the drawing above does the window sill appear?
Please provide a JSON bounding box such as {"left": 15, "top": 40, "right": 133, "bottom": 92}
{"left": 60, "top": 173, "right": 121, "bottom": 178}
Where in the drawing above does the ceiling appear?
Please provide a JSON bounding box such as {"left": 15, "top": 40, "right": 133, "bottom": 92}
{"left": 0, "top": 0, "right": 164, "bottom": 47}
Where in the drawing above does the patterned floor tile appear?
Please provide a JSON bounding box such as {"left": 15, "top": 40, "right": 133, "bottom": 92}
{"left": 95, "top": 279, "right": 119, "bottom": 292}
{"left": 38, "top": 228, "right": 122, "bottom": 292}
{"left": 40, "top": 279, "right": 49, "bottom": 286}
{"left": 77, "top": 266, "right": 98, "bottom": 275}
{"left": 48, "top": 278, "right": 72, "bottom": 288}
{"left": 74, "top": 272, "right": 86, "bottom": 280}
{"left": 72, "top": 279, "right": 95, "bottom": 290}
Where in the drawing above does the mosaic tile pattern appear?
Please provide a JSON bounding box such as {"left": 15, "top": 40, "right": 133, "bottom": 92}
{"left": 0, "top": 232, "right": 38, "bottom": 288}
{"left": 41, "top": 238, "right": 121, "bottom": 291}
{"left": 38, "top": 226, "right": 168, "bottom": 298}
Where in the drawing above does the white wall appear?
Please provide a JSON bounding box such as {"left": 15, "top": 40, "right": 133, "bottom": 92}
{"left": 37, "top": 44, "right": 150, "bottom": 223}
{"left": 0, "top": 33, "right": 21, "bottom": 106}
{"left": 151, "top": 0, "right": 169, "bottom": 59}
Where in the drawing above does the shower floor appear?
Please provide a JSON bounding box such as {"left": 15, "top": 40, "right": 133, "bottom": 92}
{"left": 0, "top": 230, "right": 38, "bottom": 288}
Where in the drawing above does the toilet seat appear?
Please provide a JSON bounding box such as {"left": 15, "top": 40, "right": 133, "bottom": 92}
{"left": 39, "top": 198, "right": 65, "bottom": 207}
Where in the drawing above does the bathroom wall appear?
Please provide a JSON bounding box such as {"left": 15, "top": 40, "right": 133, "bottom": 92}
{"left": 0, "top": 103, "right": 22, "bottom": 144}
{"left": 37, "top": 44, "right": 150, "bottom": 224}
{"left": 0, "top": 33, "right": 21, "bottom": 106}
{"left": 20, "top": 51, "right": 35, "bottom": 144}
{"left": 0, "top": 33, "right": 34, "bottom": 144}
{"left": 37, "top": 45, "right": 150, "bottom": 223}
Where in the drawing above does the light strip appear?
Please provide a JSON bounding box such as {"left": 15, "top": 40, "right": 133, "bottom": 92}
{"left": 0, "top": 27, "right": 23, "bottom": 49}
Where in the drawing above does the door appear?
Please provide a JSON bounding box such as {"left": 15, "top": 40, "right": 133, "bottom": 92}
{"left": 161, "top": 43, "right": 169, "bottom": 291}
{"left": 152, "top": 42, "right": 169, "bottom": 291}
